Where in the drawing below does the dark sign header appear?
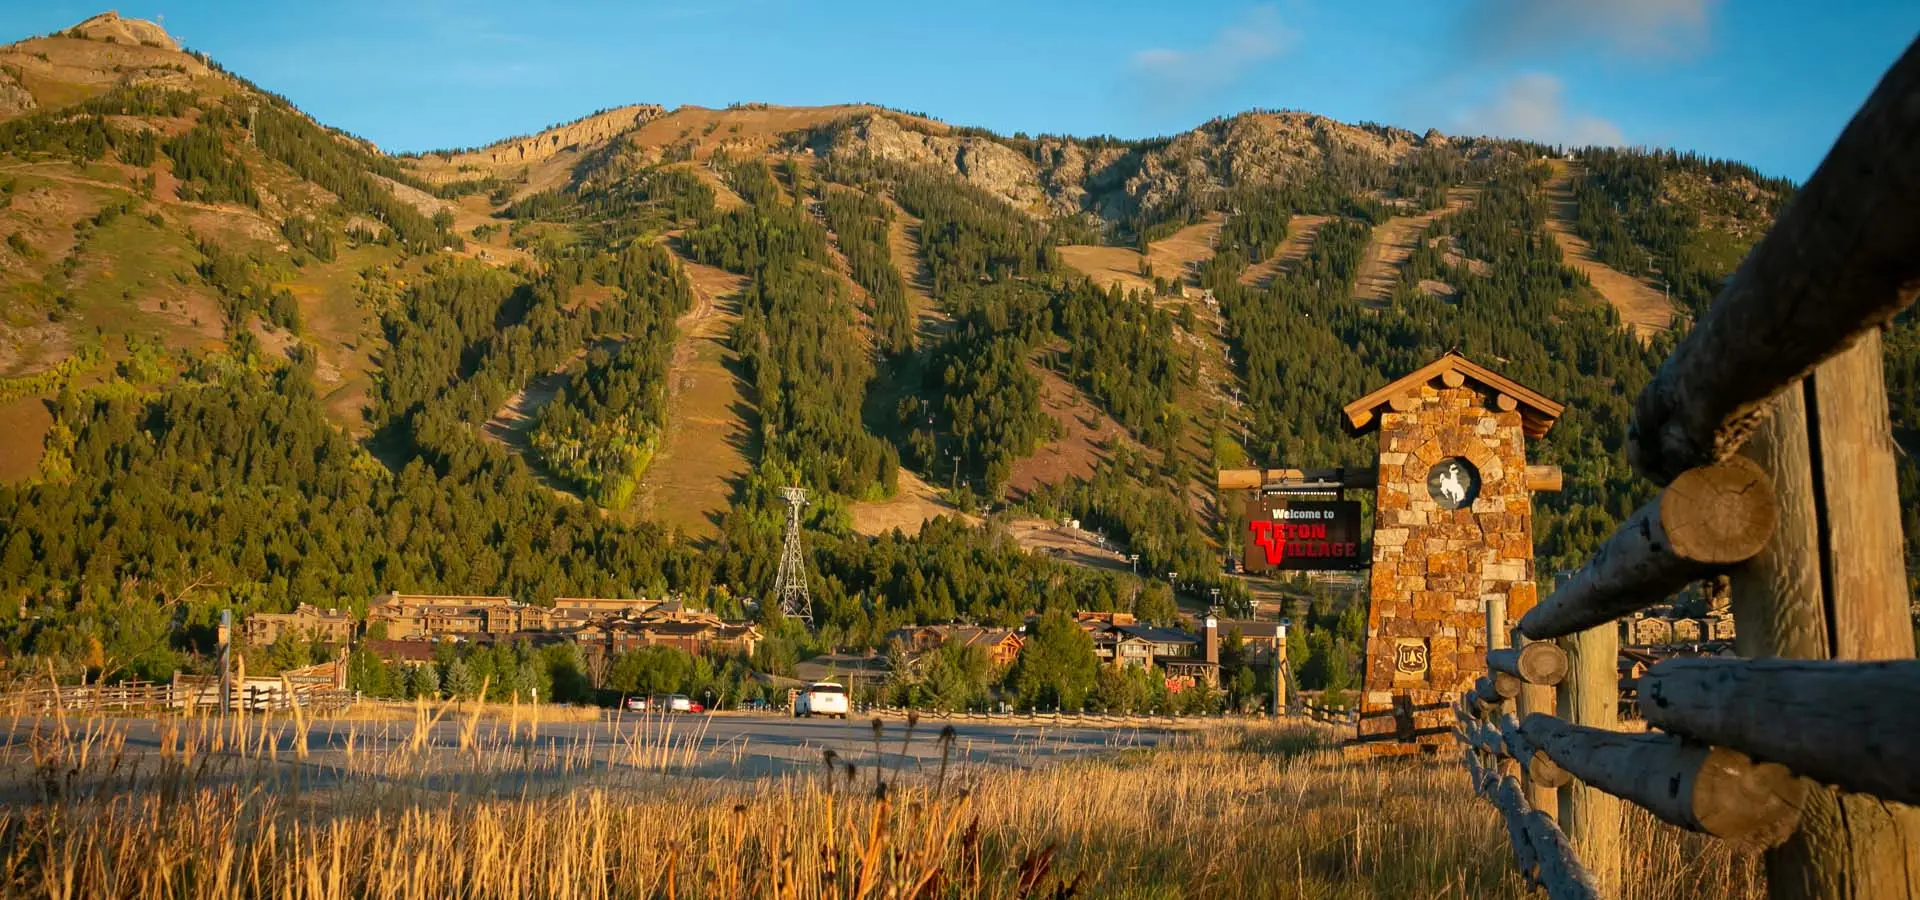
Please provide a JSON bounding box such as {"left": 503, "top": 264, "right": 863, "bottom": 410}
{"left": 1243, "top": 498, "right": 1366, "bottom": 572}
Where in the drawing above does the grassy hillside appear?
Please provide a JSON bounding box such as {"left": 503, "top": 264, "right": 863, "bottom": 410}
{"left": 3, "top": 12, "right": 1908, "bottom": 684}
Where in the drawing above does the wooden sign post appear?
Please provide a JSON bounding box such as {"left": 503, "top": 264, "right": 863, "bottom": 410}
{"left": 1341, "top": 353, "right": 1564, "bottom": 748}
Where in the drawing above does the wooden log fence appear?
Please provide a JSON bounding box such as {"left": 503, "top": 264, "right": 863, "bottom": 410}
{"left": 1301, "top": 701, "right": 1359, "bottom": 727}
{"left": 1455, "top": 36, "right": 1920, "bottom": 900}
{"left": 1, "top": 681, "right": 357, "bottom": 714}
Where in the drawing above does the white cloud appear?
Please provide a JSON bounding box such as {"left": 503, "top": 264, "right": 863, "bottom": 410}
{"left": 1128, "top": 5, "right": 1298, "bottom": 113}
{"left": 1453, "top": 73, "right": 1626, "bottom": 147}
{"left": 1464, "top": 0, "right": 1717, "bottom": 61}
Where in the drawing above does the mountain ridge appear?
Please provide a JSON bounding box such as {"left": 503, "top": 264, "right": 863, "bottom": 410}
{"left": 8, "top": 10, "right": 1889, "bottom": 649}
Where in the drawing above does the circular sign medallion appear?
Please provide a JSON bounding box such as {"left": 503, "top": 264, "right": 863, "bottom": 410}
{"left": 1426, "top": 457, "right": 1480, "bottom": 510}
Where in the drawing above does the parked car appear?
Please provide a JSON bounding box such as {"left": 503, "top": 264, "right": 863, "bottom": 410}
{"left": 741, "top": 697, "right": 771, "bottom": 712}
{"left": 624, "top": 695, "right": 648, "bottom": 712}
{"left": 687, "top": 700, "right": 705, "bottom": 713}
{"left": 793, "top": 682, "right": 849, "bottom": 719}
{"left": 666, "top": 694, "right": 693, "bottom": 713}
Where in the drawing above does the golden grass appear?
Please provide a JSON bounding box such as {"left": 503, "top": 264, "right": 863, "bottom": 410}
{"left": 0, "top": 707, "right": 1762, "bottom": 899}
{"left": 1541, "top": 162, "right": 1676, "bottom": 342}
{"left": 322, "top": 699, "right": 608, "bottom": 723}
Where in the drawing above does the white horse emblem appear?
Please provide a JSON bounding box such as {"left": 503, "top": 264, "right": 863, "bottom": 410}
{"left": 1437, "top": 463, "right": 1469, "bottom": 505}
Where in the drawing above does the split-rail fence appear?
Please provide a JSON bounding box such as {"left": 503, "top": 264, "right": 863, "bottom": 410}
{"left": 1454, "top": 36, "right": 1920, "bottom": 900}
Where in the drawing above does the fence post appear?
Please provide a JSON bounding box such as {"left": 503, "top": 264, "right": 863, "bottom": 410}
{"left": 1515, "top": 630, "right": 1559, "bottom": 821}
{"left": 1499, "top": 591, "right": 1558, "bottom": 818}
{"left": 1557, "top": 624, "right": 1622, "bottom": 894}
{"left": 1732, "top": 335, "right": 1920, "bottom": 899}
{"left": 217, "top": 609, "right": 231, "bottom": 722}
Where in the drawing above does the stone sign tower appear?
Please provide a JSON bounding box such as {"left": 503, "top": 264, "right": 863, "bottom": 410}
{"left": 1341, "top": 353, "right": 1563, "bottom": 744}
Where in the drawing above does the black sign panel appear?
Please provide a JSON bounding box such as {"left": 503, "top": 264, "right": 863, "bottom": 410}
{"left": 1243, "top": 498, "right": 1366, "bottom": 572}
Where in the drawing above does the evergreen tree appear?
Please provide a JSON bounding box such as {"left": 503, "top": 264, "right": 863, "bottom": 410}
{"left": 1008, "top": 609, "right": 1098, "bottom": 711}
{"left": 442, "top": 659, "right": 478, "bottom": 699}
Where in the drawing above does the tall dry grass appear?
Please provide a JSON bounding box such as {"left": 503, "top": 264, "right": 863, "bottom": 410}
{"left": 0, "top": 705, "right": 1763, "bottom": 899}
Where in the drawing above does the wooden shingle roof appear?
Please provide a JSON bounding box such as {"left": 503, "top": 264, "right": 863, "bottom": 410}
{"left": 1342, "top": 352, "right": 1564, "bottom": 439}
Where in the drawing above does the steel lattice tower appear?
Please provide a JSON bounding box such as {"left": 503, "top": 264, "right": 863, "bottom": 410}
{"left": 772, "top": 487, "right": 813, "bottom": 625}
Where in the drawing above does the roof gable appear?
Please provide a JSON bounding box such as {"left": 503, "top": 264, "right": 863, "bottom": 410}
{"left": 1342, "top": 352, "right": 1564, "bottom": 438}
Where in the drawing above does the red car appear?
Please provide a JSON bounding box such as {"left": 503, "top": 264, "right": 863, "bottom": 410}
{"left": 688, "top": 700, "right": 705, "bottom": 713}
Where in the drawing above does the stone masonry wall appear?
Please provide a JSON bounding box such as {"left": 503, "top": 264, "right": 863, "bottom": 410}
{"left": 1360, "top": 382, "right": 1537, "bottom": 740}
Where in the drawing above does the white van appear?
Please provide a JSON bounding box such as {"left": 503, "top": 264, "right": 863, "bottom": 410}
{"left": 794, "top": 682, "right": 849, "bottom": 719}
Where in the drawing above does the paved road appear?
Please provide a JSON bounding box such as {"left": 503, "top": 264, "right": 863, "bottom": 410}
{"left": 0, "top": 712, "right": 1178, "bottom": 800}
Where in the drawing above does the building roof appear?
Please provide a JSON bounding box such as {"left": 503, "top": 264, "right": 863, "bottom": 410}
{"left": 250, "top": 603, "right": 352, "bottom": 621}
{"left": 552, "top": 597, "right": 658, "bottom": 609}
{"left": 1219, "top": 620, "right": 1285, "bottom": 640}
{"left": 1342, "top": 352, "right": 1564, "bottom": 439}
{"left": 374, "top": 592, "right": 514, "bottom": 606}
{"left": 361, "top": 639, "right": 439, "bottom": 662}
{"left": 1113, "top": 624, "right": 1200, "bottom": 645}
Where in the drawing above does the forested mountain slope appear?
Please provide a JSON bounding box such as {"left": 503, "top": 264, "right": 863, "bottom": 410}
{"left": 2, "top": 13, "right": 1910, "bottom": 681}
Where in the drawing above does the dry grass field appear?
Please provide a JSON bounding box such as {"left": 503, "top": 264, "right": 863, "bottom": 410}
{"left": 0, "top": 708, "right": 1761, "bottom": 899}
{"left": 1238, "top": 214, "right": 1329, "bottom": 288}
{"left": 0, "top": 395, "right": 52, "bottom": 483}
{"left": 631, "top": 250, "right": 755, "bottom": 538}
{"left": 1005, "top": 365, "right": 1132, "bottom": 498}
{"left": 1351, "top": 189, "right": 1478, "bottom": 308}
{"left": 882, "top": 196, "right": 946, "bottom": 341}
{"left": 847, "top": 467, "right": 976, "bottom": 537}
{"left": 1541, "top": 163, "right": 1676, "bottom": 342}
{"left": 1056, "top": 216, "right": 1223, "bottom": 298}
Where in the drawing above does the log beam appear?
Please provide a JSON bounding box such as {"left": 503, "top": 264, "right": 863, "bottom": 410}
{"left": 1518, "top": 457, "right": 1777, "bottom": 640}
{"left": 1489, "top": 642, "right": 1570, "bottom": 686}
{"left": 1492, "top": 775, "right": 1602, "bottom": 899}
{"left": 1525, "top": 464, "right": 1563, "bottom": 493}
{"left": 1520, "top": 713, "right": 1807, "bottom": 848}
{"left": 1637, "top": 657, "right": 1920, "bottom": 807}
{"left": 1626, "top": 36, "right": 1920, "bottom": 484}
{"left": 1214, "top": 468, "right": 1380, "bottom": 491}
{"left": 1499, "top": 713, "right": 1573, "bottom": 789}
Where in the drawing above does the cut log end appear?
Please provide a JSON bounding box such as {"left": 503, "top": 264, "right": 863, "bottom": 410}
{"left": 1488, "top": 642, "right": 1570, "bottom": 686}
{"left": 1659, "top": 456, "right": 1779, "bottom": 564}
{"left": 1691, "top": 747, "right": 1809, "bottom": 849}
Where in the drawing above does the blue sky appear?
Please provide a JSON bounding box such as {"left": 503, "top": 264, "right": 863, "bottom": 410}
{"left": 6, "top": 1, "right": 1914, "bottom": 180}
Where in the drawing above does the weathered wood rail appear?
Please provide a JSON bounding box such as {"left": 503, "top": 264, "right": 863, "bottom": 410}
{"left": 1301, "top": 700, "right": 1359, "bottom": 727}
{"left": 1457, "top": 36, "right": 1920, "bottom": 899}
{"left": 2, "top": 681, "right": 357, "bottom": 714}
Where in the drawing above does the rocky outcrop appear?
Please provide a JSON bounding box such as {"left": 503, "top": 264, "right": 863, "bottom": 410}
{"left": 1116, "top": 113, "right": 1429, "bottom": 217}
{"left": 71, "top": 12, "right": 178, "bottom": 50}
{"left": 812, "top": 109, "right": 1446, "bottom": 226}
{"left": 817, "top": 114, "right": 1051, "bottom": 212}
{"left": 0, "top": 68, "right": 34, "bottom": 118}
{"left": 466, "top": 105, "right": 667, "bottom": 168}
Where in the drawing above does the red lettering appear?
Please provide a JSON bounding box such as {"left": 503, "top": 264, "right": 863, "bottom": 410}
{"left": 1249, "top": 521, "right": 1287, "bottom": 566}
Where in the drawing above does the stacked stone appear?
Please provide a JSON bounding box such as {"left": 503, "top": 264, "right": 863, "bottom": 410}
{"left": 1360, "top": 381, "right": 1538, "bottom": 742}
